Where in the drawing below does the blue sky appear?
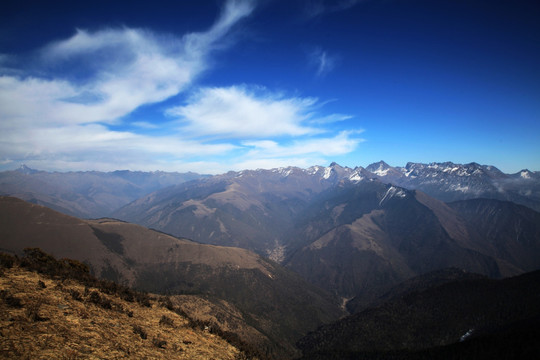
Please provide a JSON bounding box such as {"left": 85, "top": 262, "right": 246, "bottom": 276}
{"left": 1, "top": 0, "right": 539, "bottom": 174}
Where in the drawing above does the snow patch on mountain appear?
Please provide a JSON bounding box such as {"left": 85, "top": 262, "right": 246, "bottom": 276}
{"left": 369, "top": 162, "right": 390, "bottom": 176}
{"left": 450, "top": 184, "right": 470, "bottom": 193}
{"left": 373, "top": 167, "right": 389, "bottom": 176}
{"left": 403, "top": 169, "right": 416, "bottom": 178}
{"left": 349, "top": 172, "right": 364, "bottom": 182}
{"left": 307, "top": 166, "right": 322, "bottom": 175}
{"left": 270, "top": 167, "right": 295, "bottom": 177}
{"left": 520, "top": 170, "right": 531, "bottom": 179}
{"left": 460, "top": 329, "right": 474, "bottom": 342}
{"left": 323, "top": 167, "right": 333, "bottom": 180}
{"left": 379, "top": 186, "right": 407, "bottom": 206}
{"left": 443, "top": 166, "right": 460, "bottom": 173}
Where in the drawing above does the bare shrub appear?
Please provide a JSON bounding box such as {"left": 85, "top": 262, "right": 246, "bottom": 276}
{"left": 70, "top": 289, "right": 82, "bottom": 301}
{"left": 159, "top": 296, "right": 174, "bottom": 311}
{"left": 0, "top": 253, "right": 15, "bottom": 268}
{"left": 152, "top": 337, "right": 167, "bottom": 349}
{"left": 26, "top": 301, "right": 48, "bottom": 322}
{"left": 132, "top": 325, "right": 147, "bottom": 339}
{"left": 87, "top": 290, "right": 112, "bottom": 310}
{"left": 0, "top": 290, "right": 22, "bottom": 308}
{"left": 159, "top": 315, "right": 174, "bottom": 327}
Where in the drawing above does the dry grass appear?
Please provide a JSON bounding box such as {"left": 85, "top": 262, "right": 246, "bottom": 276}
{"left": 171, "top": 295, "right": 268, "bottom": 346}
{"left": 0, "top": 266, "right": 242, "bottom": 359}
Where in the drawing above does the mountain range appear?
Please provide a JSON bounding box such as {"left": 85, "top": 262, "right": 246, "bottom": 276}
{"left": 2, "top": 161, "right": 538, "bottom": 220}
{"left": 366, "top": 161, "right": 540, "bottom": 212}
{"left": 1, "top": 161, "right": 540, "bottom": 358}
{"left": 109, "top": 162, "right": 540, "bottom": 308}
{"left": 0, "top": 165, "right": 206, "bottom": 218}
{"left": 3, "top": 161, "right": 540, "bottom": 306}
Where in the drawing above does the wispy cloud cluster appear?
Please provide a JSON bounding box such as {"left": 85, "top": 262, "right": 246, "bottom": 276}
{"left": 2, "top": 0, "right": 254, "bottom": 126}
{"left": 309, "top": 47, "right": 338, "bottom": 77}
{"left": 168, "top": 86, "right": 321, "bottom": 137}
{"left": 0, "top": 0, "right": 363, "bottom": 173}
{"left": 243, "top": 130, "right": 363, "bottom": 158}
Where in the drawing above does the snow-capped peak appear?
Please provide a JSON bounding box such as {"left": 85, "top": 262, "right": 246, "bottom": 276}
{"left": 348, "top": 168, "right": 365, "bottom": 182}
{"left": 520, "top": 170, "right": 532, "bottom": 179}
{"left": 16, "top": 164, "right": 38, "bottom": 175}
{"left": 366, "top": 161, "right": 391, "bottom": 176}
{"left": 269, "top": 166, "right": 298, "bottom": 177}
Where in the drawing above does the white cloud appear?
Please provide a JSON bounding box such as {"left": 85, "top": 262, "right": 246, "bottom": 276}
{"left": 1, "top": 0, "right": 254, "bottom": 125}
{"left": 0, "top": 0, "right": 365, "bottom": 173}
{"left": 34, "top": 30, "right": 191, "bottom": 124}
{"left": 0, "top": 0, "right": 255, "bottom": 171}
{"left": 242, "top": 130, "right": 364, "bottom": 158}
{"left": 183, "top": 0, "right": 255, "bottom": 57}
{"left": 0, "top": 121, "right": 236, "bottom": 161}
{"left": 131, "top": 121, "right": 160, "bottom": 129}
{"left": 167, "top": 85, "right": 337, "bottom": 137}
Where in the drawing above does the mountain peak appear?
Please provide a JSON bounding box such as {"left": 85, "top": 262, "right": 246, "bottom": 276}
{"left": 367, "top": 160, "right": 390, "bottom": 168}
{"left": 366, "top": 160, "right": 392, "bottom": 176}
{"left": 518, "top": 169, "right": 533, "bottom": 179}
{"left": 16, "top": 164, "right": 38, "bottom": 175}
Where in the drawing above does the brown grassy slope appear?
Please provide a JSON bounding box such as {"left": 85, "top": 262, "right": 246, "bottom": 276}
{"left": 0, "top": 265, "right": 242, "bottom": 359}
{"left": 170, "top": 295, "right": 269, "bottom": 353}
{"left": 0, "top": 196, "right": 273, "bottom": 284}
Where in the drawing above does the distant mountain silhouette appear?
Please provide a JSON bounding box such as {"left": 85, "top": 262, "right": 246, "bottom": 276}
{"left": 0, "top": 167, "right": 206, "bottom": 218}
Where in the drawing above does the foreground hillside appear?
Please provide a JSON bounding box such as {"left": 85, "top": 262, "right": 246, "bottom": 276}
{"left": 0, "top": 196, "right": 343, "bottom": 359}
{"left": 0, "top": 252, "right": 245, "bottom": 359}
